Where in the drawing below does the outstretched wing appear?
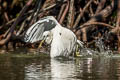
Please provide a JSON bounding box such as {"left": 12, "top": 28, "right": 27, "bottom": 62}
{"left": 24, "top": 16, "right": 57, "bottom": 43}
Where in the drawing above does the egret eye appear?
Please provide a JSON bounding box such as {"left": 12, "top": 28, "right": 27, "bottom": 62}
{"left": 47, "top": 35, "right": 49, "bottom": 37}
{"left": 59, "top": 33, "right": 61, "bottom": 35}
{"left": 43, "top": 35, "right": 45, "bottom": 38}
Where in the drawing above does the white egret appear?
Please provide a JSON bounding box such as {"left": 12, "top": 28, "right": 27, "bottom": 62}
{"left": 24, "top": 16, "right": 83, "bottom": 58}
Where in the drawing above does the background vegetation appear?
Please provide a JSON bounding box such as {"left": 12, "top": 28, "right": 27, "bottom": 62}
{"left": 0, "top": 0, "right": 119, "bottom": 53}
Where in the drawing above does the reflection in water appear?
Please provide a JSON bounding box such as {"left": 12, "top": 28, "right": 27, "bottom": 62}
{"left": 25, "top": 64, "right": 42, "bottom": 80}
{"left": 25, "top": 63, "right": 51, "bottom": 80}
{"left": 51, "top": 59, "right": 76, "bottom": 80}
{"left": 0, "top": 54, "right": 120, "bottom": 80}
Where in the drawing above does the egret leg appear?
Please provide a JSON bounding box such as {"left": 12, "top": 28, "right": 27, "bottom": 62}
{"left": 75, "top": 45, "right": 81, "bottom": 57}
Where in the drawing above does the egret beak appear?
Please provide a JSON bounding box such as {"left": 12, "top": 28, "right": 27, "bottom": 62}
{"left": 38, "top": 36, "right": 47, "bottom": 48}
{"left": 38, "top": 40, "right": 45, "bottom": 48}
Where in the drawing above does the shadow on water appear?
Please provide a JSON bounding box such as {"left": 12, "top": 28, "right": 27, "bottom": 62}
{"left": 0, "top": 53, "right": 120, "bottom": 80}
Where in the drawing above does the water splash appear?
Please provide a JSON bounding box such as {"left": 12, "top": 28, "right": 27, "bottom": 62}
{"left": 78, "top": 37, "right": 113, "bottom": 57}
{"left": 95, "top": 37, "right": 113, "bottom": 57}
{"left": 95, "top": 37, "right": 105, "bottom": 53}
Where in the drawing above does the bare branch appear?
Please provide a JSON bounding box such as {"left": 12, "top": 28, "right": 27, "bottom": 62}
{"left": 59, "top": 1, "right": 69, "bottom": 24}
{"left": 0, "top": 0, "right": 33, "bottom": 46}
{"left": 95, "top": 0, "right": 106, "bottom": 14}
{"left": 57, "top": 4, "right": 66, "bottom": 21}
{"left": 67, "top": 0, "right": 75, "bottom": 29}
{"left": 73, "top": 0, "right": 93, "bottom": 28}
{"left": 78, "top": 22, "right": 114, "bottom": 29}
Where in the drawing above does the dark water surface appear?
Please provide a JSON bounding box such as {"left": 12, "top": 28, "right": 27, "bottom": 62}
{"left": 0, "top": 54, "right": 120, "bottom": 80}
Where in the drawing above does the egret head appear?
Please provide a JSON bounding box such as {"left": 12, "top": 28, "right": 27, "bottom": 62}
{"left": 42, "top": 31, "right": 53, "bottom": 44}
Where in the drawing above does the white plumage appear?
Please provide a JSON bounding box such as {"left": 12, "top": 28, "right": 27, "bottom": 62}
{"left": 24, "top": 16, "right": 56, "bottom": 43}
{"left": 24, "top": 16, "right": 83, "bottom": 58}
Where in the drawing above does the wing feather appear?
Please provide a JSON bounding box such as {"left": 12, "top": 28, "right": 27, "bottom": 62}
{"left": 24, "top": 16, "right": 56, "bottom": 43}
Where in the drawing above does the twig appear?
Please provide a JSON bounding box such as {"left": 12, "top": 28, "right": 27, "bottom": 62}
{"left": 88, "top": 0, "right": 115, "bottom": 23}
{"left": 77, "top": 22, "right": 114, "bottom": 30}
{"left": 57, "top": 4, "right": 66, "bottom": 21}
{"left": 73, "top": 0, "right": 93, "bottom": 28}
{"left": 0, "top": 18, "right": 15, "bottom": 30}
{"left": 40, "top": 3, "right": 56, "bottom": 12}
{"left": 89, "top": 4, "right": 94, "bottom": 16}
{"left": 67, "top": 0, "right": 75, "bottom": 29}
{"left": 32, "top": 0, "right": 42, "bottom": 22}
{"left": 116, "top": 0, "right": 120, "bottom": 52}
{"left": 0, "top": 0, "right": 33, "bottom": 46}
{"left": 59, "top": 1, "right": 69, "bottom": 24}
{"left": 4, "top": 12, "right": 9, "bottom": 22}
{"left": 0, "top": 15, "right": 27, "bottom": 31}
{"left": 95, "top": 0, "right": 106, "bottom": 14}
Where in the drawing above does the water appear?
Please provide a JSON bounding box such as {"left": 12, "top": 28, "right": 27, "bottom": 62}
{"left": 0, "top": 54, "right": 120, "bottom": 80}
{"left": 80, "top": 37, "right": 113, "bottom": 56}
